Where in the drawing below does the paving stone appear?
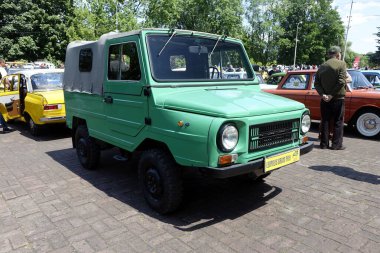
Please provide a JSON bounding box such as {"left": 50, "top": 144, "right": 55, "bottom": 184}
{"left": 1, "top": 124, "right": 379, "bottom": 252}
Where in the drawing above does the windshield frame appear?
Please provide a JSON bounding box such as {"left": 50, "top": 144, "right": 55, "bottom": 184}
{"left": 145, "top": 33, "right": 254, "bottom": 83}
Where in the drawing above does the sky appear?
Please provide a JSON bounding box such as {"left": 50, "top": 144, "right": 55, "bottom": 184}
{"left": 332, "top": 0, "right": 380, "bottom": 55}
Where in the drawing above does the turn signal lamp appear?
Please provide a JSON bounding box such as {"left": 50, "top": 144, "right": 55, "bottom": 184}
{"left": 218, "top": 154, "right": 238, "bottom": 166}
{"left": 302, "top": 136, "right": 308, "bottom": 144}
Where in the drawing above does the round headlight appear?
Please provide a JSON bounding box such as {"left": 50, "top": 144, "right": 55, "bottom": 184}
{"left": 217, "top": 124, "right": 239, "bottom": 152}
{"left": 301, "top": 113, "right": 311, "bottom": 134}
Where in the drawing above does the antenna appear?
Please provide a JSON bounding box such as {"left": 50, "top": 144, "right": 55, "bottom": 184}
{"left": 343, "top": 0, "right": 354, "bottom": 61}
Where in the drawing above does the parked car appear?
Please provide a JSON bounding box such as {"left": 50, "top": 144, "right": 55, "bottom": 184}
{"left": 267, "top": 72, "right": 286, "bottom": 84}
{"left": 63, "top": 29, "right": 313, "bottom": 214}
{"left": 361, "top": 70, "right": 380, "bottom": 88}
{"left": 264, "top": 69, "right": 380, "bottom": 138}
{"left": 0, "top": 69, "right": 65, "bottom": 135}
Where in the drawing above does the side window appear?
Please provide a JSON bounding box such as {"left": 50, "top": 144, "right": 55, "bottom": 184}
{"left": 2, "top": 75, "right": 19, "bottom": 92}
{"left": 282, "top": 74, "right": 309, "bottom": 90}
{"left": 108, "top": 42, "right": 141, "bottom": 81}
{"left": 108, "top": 44, "right": 121, "bottom": 80}
{"left": 79, "top": 48, "right": 93, "bottom": 72}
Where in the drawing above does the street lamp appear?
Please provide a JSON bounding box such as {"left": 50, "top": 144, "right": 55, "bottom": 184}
{"left": 293, "top": 21, "right": 302, "bottom": 69}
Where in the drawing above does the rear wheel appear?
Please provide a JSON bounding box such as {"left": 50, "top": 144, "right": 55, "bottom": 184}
{"left": 355, "top": 110, "right": 380, "bottom": 138}
{"left": 138, "top": 149, "right": 183, "bottom": 214}
{"left": 27, "top": 116, "right": 40, "bottom": 136}
{"left": 75, "top": 125, "right": 100, "bottom": 170}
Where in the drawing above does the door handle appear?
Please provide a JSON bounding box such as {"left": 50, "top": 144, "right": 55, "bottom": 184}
{"left": 103, "top": 96, "right": 113, "bottom": 104}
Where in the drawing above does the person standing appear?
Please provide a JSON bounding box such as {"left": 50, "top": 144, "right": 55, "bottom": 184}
{"left": 0, "top": 113, "right": 12, "bottom": 133}
{"left": 315, "top": 46, "right": 347, "bottom": 150}
{"left": 0, "top": 58, "right": 7, "bottom": 79}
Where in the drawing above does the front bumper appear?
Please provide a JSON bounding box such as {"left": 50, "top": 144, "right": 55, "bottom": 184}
{"left": 200, "top": 141, "right": 314, "bottom": 179}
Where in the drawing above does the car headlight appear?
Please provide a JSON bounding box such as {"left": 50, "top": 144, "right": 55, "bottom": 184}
{"left": 301, "top": 113, "right": 311, "bottom": 134}
{"left": 217, "top": 123, "right": 239, "bottom": 152}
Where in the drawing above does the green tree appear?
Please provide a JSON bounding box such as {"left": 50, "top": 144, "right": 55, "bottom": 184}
{"left": 0, "top": 0, "right": 73, "bottom": 62}
{"left": 369, "top": 27, "right": 380, "bottom": 66}
{"left": 244, "top": 0, "right": 283, "bottom": 65}
{"left": 67, "top": 0, "right": 141, "bottom": 41}
{"left": 276, "top": 0, "right": 345, "bottom": 66}
{"left": 144, "top": 0, "right": 243, "bottom": 37}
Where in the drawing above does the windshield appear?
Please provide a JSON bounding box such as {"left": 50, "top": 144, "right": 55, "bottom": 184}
{"left": 30, "top": 72, "right": 63, "bottom": 91}
{"left": 348, "top": 70, "right": 373, "bottom": 89}
{"left": 147, "top": 34, "right": 254, "bottom": 81}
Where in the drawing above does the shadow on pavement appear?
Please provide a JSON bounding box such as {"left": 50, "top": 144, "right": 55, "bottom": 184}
{"left": 8, "top": 121, "right": 71, "bottom": 141}
{"left": 309, "top": 165, "right": 380, "bottom": 185}
{"left": 46, "top": 147, "right": 282, "bottom": 231}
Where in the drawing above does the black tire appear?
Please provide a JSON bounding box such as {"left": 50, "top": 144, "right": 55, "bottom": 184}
{"left": 27, "top": 116, "right": 40, "bottom": 136}
{"left": 75, "top": 125, "right": 100, "bottom": 170}
{"left": 138, "top": 149, "right": 183, "bottom": 214}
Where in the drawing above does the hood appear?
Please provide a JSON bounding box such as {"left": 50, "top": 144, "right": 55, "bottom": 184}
{"left": 160, "top": 87, "right": 305, "bottom": 118}
{"left": 32, "top": 89, "right": 64, "bottom": 104}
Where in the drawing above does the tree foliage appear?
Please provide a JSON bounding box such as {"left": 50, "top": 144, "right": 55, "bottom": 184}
{"left": 144, "top": 0, "right": 243, "bottom": 37}
{"left": 276, "top": 0, "right": 344, "bottom": 65}
{"left": 0, "top": 0, "right": 352, "bottom": 66}
{"left": 67, "top": 0, "right": 141, "bottom": 41}
{"left": 369, "top": 27, "right": 380, "bottom": 66}
{"left": 0, "top": 0, "right": 72, "bottom": 62}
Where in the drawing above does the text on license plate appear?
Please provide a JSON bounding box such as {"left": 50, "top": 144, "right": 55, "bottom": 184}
{"left": 264, "top": 148, "right": 300, "bottom": 173}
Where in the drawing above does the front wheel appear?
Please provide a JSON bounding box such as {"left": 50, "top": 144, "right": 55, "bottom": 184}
{"left": 75, "top": 125, "right": 100, "bottom": 170}
{"left": 138, "top": 149, "right": 183, "bottom": 214}
{"left": 355, "top": 110, "right": 380, "bottom": 138}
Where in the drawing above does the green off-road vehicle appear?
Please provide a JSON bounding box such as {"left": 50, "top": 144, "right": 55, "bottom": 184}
{"left": 63, "top": 29, "right": 313, "bottom": 214}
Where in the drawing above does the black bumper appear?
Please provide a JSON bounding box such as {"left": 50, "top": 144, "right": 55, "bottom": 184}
{"left": 200, "top": 141, "right": 314, "bottom": 179}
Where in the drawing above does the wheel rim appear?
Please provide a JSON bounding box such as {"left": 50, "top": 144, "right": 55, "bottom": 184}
{"left": 145, "top": 167, "right": 163, "bottom": 199}
{"left": 77, "top": 138, "right": 88, "bottom": 159}
{"left": 29, "top": 118, "right": 34, "bottom": 129}
{"left": 357, "top": 112, "right": 380, "bottom": 137}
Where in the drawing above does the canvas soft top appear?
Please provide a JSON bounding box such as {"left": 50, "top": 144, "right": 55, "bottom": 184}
{"left": 63, "top": 30, "right": 141, "bottom": 95}
{"left": 63, "top": 28, "right": 233, "bottom": 95}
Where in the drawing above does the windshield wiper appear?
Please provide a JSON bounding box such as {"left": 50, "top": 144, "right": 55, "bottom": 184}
{"left": 208, "top": 35, "right": 226, "bottom": 59}
{"left": 158, "top": 29, "right": 176, "bottom": 56}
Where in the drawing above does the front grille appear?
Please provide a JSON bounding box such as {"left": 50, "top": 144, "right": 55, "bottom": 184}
{"left": 249, "top": 119, "right": 299, "bottom": 152}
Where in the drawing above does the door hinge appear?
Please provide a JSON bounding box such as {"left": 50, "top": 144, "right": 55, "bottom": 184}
{"left": 145, "top": 117, "right": 152, "bottom": 125}
{"left": 143, "top": 87, "right": 151, "bottom": 97}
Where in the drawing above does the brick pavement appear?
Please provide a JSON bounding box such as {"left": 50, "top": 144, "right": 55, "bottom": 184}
{"left": 0, "top": 122, "right": 379, "bottom": 253}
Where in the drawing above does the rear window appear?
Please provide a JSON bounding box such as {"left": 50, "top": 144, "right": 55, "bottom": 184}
{"left": 30, "top": 72, "right": 63, "bottom": 91}
{"left": 79, "top": 48, "right": 93, "bottom": 72}
{"left": 282, "top": 74, "right": 309, "bottom": 89}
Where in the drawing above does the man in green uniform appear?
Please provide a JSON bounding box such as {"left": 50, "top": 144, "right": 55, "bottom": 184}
{"left": 315, "top": 46, "right": 347, "bottom": 150}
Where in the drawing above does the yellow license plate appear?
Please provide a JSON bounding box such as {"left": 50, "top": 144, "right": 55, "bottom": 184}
{"left": 264, "top": 148, "right": 300, "bottom": 173}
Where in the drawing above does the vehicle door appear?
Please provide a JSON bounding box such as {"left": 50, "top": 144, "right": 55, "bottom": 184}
{"left": 103, "top": 36, "right": 148, "bottom": 146}
{"left": 305, "top": 73, "right": 322, "bottom": 120}
{"left": 276, "top": 73, "right": 311, "bottom": 105}
{"left": 0, "top": 74, "right": 21, "bottom": 118}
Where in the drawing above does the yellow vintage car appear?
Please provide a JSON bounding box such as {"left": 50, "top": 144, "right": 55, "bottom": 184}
{"left": 0, "top": 69, "right": 65, "bottom": 135}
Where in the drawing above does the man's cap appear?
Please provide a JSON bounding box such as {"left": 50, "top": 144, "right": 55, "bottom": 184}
{"left": 328, "top": 46, "right": 341, "bottom": 55}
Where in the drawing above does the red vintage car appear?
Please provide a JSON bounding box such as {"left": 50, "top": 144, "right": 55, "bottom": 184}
{"left": 264, "top": 69, "right": 380, "bottom": 138}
